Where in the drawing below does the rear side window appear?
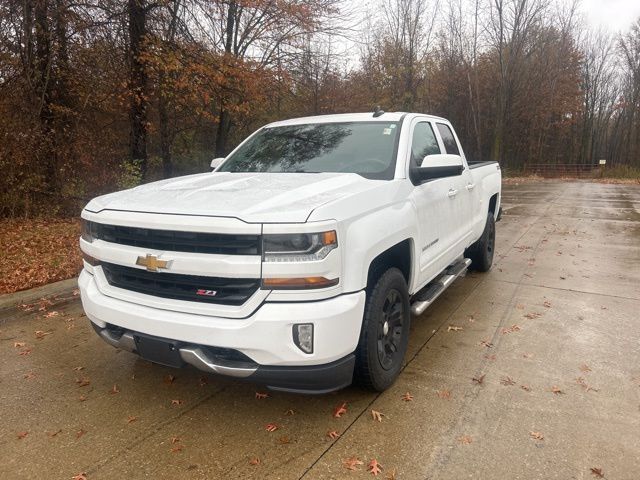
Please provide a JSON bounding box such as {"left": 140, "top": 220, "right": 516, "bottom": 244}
{"left": 410, "top": 122, "right": 440, "bottom": 166}
{"left": 436, "top": 123, "right": 460, "bottom": 155}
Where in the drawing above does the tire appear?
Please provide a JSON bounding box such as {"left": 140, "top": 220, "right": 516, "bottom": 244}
{"left": 466, "top": 212, "right": 495, "bottom": 272}
{"left": 354, "top": 268, "right": 411, "bottom": 391}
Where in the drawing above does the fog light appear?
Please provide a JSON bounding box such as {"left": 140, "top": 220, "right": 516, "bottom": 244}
{"left": 293, "top": 324, "right": 313, "bottom": 354}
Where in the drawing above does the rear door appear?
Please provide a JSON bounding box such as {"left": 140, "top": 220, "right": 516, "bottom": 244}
{"left": 435, "top": 122, "right": 475, "bottom": 251}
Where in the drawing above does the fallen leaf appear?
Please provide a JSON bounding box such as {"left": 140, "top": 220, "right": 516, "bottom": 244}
{"left": 500, "top": 376, "right": 516, "bottom": 386}
{"left": 35, "top": 330, "right": 53, "bottom": 339}
{"left": 249, "top": 457, "right": 260, "bottom": 466}
{"left": 579, "top": 364, "right": 592, "bottom": 373}
{"left": 265, "top": 423, "right": 279, "bottom": 432}
{"left": 13, "top": 341, "right": 26, "bottom": 348}
{"left": 72, "top": 288, "right": 80, "bottom": 296}
{"left": 530, "top": 431, "right": 544, "bottom": 440}
{"left": 171, "top": 445, "right": 183, "bottom": 453}
{"left": 76, "top": 429, "right": 86, "bottom": 439}
{"left": 198, "top": 376, "right": 208, "bottom": 386}
{"left": 480, "top": 340, "right": 493, "bottom": 348}
{"left": 73, "top": 366, "right": 84, "bottom": 371}
{"left": 127, "top": 416, "right": 137, "bottom": 424}
{"left": 368, "top": 459, "right": 383, "bottom": 476}
{"left": 447, "top": 325, "right": 463, "bottom": 332}
{"left": 437, "top": 389, "right": 451, "bottom": 399}
{"left": 79, "top": 395, "right": 87, "bottom": 402}
{"left": 44, "top": 311, "right": 59, "bottom": 318}
{"left": 524, "top": 312, "right": 541, "bottom": 319}
{"left": 522, "top": 353, "right": 534, "bottom": 359}
{"left": 18, "top": 348, "right": 32, "bottom": 356}
{"left": 255, "top": 392, "right": 269, "bottom": 400}
{"left": 502, "top": 324, "right": 521, "bottom": 334}
{"left": 458, "top": 435, "right": 473, "bottom": 444}
{"left": 76, "top": 377, "right": 90, "bottom": 387}
{"left": 576, "top": 377, "right": 600, "bottom": 392}
{"left": 371, "top": 409, "right": 385, "bottom": 422}
{"left": 327, "top": 430, "right": 340, "bottom": 439}
{"left": 386, "top": 468, "right": 397, "bottom": 480}
{"left": 543, "top": 300, "right": 552, "bottom": 308}
{"left": 467, "top": 314, "right": 476, "bottom": 322}
{"left": 484, "top": 354, "right": 497, "bottom": 361}
{"left": 163, "top": 374, "right": 176, "bottom": 385}
{"left": 278, "top": 435, "right": 290, "bottom": 444}
{"left": 590, "top": 467, "right": 604, "bottom": 478}
{"left": 516, "top": 303, "right": 525, "bottom": 310}
{"left": 401, "top": 392, "right": 413, "bottom": 402}
{"left": 472, "top": 374, "right": 485, "bottom": 385}
{"left": 551, "top": 386, "right": 564, "bottom": 395}
{"left": 48, "top": 429, "right": 62, "bottom": 437}
{"left": 344, "top": 457, "right": 364, "bottom": 471}
{"left": 17, "top": 431, "right": 28, "bottom": 439}
{"left": 71, "top": 473, "right": 87, "bottom": 480}
{"left": 284, "top": 409, "right": 295, "bottom": 416}
{"left": 333, "top": 402, "right": 348, "bottom": 418}
{"left": 23, "top": 371, "right": 36, "bottom": 380}
{"left": 520, "top": 384, "right": 532, "bottom": 392}
{"left": 110, "top": 384, "right": 120, "bottom": 394}
{"left": 171, "top": 399, "right": 183, "bottom": 406}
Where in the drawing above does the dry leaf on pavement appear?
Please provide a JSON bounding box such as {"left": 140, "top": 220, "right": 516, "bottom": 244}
{"left": 368, "top": 459, "right": 383, "bottom": 476}
{"left": 327, "top": 430, "right": 340, "bottom": 439}
{"left": 343, "top": 457, "right": 364, "bottom": 471}
{"left": 265, "top": 423, "right": 279, "bottom": 432}
{"left": 333, "top": 402, "right": 348, "bottom": 418}
{"left": 590, "top": 467, "right": 604, "bottom": 478}
{"left": 371, "top": 410, "right": 385, "bottom": 422}
{"left": 401, "top": 392, "right": 413, "bottom": 401}
{"left": 530, "top": 431, "right": 544, "bottom": 441}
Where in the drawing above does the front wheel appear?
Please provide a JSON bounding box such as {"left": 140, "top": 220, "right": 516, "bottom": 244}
{"left": 354, "top": 268, "right": 410, "bottom": 391}
{"left": 466, "top": 212, "right": 495, "bottom": 272}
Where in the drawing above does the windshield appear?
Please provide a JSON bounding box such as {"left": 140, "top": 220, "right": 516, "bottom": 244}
{"left": 218, "top": 122, "right": 400, "bottom": 180}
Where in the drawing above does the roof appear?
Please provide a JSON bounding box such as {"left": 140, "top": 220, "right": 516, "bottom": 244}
{"left": 265, "top": 111, "right": 448, "bottom": 128}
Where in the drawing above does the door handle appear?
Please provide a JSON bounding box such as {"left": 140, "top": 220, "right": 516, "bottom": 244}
{"left": 447, "top": 189, "right": 458, "bottom": 198}
{"left": 466, "top": 183, "right": 475, "bottom": 191}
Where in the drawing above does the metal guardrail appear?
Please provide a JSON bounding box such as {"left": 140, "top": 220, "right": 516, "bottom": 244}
{"left": 522, "top": 163, "right": 600, "bottom": 178}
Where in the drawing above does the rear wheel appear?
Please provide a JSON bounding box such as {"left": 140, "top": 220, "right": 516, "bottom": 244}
{"left": 466, "top": 212, "right": 495, "bottom": 272}
{"left": 354, "top": 268, "right": 410, "bottom": 391}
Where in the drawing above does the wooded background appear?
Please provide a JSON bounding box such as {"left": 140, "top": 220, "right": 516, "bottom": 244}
{"left": 2, "top": 0, "right": 640, "bottom": 218}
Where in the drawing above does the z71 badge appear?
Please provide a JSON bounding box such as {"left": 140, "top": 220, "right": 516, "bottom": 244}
{"left": 196, "top": 289, "right": 217, "bottom": 297}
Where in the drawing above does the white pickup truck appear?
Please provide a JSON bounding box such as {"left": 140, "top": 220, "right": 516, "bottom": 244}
{"left": 79, "top": 112, "right": 501, "bottom": 393}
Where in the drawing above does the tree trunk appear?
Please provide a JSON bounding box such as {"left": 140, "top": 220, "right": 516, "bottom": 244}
{"left": 158, "top": 72, "right": 172, "bottom": 178}
{"left": 128, "top": 0, "right": 148, "bottom": 179}
{"left": 215, "top": 108, "right": 232, "bottom": 157}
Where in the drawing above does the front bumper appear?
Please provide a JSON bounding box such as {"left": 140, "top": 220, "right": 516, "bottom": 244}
{"left": 79, "top": 270, "right": 365, "bottom": 392}
{"left": 91, "top": 322, "right": 354, "bottom": 394}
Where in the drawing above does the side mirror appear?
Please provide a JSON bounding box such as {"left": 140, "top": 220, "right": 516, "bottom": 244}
{"left": 414, "top": 154, "right": 463, "bottom": 182}
{"left": 210, "top": 157, "right": 225, "bottom": 171}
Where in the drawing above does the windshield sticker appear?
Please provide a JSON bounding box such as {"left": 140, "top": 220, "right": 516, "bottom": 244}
{"left": 383, "top": 128, "right": 392, "bottom": 135}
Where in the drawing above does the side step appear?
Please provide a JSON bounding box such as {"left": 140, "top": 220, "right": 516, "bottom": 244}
{"left": 410, "top": 258, "right": 472, "bottom": 316}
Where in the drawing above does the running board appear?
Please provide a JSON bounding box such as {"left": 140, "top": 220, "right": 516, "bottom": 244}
{"left": 410, "top": 258, "right": 472, "bottom": 316}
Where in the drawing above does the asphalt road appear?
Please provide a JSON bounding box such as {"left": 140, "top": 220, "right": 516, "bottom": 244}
{"left": 1, "top": 181, "right": 639, "bottom": 480}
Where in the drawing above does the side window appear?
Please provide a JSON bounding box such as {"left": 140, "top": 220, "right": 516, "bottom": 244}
{"left": 410, "top": 122, "right": 441, "bottom": 166}
{"left": 436, "top": 123, "right": 460, "bottom": 155}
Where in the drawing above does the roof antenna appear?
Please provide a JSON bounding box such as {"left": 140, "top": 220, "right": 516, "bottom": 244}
{"left": 373, "top": 106, "right": 385, "bottom": 117}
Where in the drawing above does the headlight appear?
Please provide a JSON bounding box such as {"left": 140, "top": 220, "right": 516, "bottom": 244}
{"left": 263, "top": 231, "right": 337, "bottom": 262}
{"left": 81, "top": 219, "right": 96, "bottom": 243}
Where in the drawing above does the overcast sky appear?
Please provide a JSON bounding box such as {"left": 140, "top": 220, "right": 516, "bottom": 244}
{"left": 581, "top": 0, "right": 640, "bottom": 33}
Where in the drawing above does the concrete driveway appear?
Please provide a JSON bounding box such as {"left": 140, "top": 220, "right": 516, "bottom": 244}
{"left": 1, "top": 181, "right": 639, "bottom": 479}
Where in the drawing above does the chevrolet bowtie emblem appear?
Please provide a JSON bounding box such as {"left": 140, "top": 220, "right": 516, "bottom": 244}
{"left": 136, "top": 254, "right": 171, "bottom": 272}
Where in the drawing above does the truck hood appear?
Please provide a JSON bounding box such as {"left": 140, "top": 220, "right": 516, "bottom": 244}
{"left": 85, "top": 172, "right": 386, "bottom": 223}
